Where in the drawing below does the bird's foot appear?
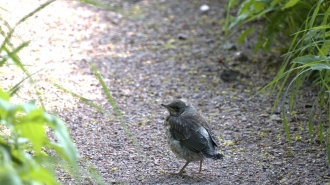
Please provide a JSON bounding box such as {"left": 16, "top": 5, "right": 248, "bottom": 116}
{"left": 169, "top": 170, "right": 186, "bottom": 176}
{"left": 170, "top": 172, "right": 184, "bottom": 176}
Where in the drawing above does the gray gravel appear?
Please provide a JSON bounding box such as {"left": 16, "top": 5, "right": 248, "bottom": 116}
{"left": 1, "top": 0, "right": 330, "bottom": 184}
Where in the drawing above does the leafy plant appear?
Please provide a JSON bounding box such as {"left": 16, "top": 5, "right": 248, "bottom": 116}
{"left": 0, "top": 0, "right": 140, "bottom": 183}
{"left": 250, "top": 0, "right": 330, "bottom": 162}
{"left": 227, "top": 0, "right": 330, "bottom": 162}
{"left": 0, "top": 88, "right": 79, "bottom": 184}
{"left": 225, "top": 0, "right": 328, "bottom": 52}
{"left": 0, "top": 0, "right": 56, "bottom": 109}
{"left": 0, "top": 0, "right": 82, "bottom": 184}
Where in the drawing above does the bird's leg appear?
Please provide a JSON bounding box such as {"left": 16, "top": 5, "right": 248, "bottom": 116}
{"left": 171, "top": 161, "right": 190, "bottom": 175}
{"left": 198, "top": 159, "right": 203, "bottom": 173}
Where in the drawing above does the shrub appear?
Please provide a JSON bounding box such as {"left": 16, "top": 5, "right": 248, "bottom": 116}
{"left": 227, "top": 0, "right": 330, "bottom": 162}
{"left": 0, "top": 88, "right": 78, "bottom": 184}
{"left": 225, "top": 0, "right": 329, "bottom": 52}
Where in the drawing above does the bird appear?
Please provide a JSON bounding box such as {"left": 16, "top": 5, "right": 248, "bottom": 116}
{"left": 161, "top": 99, "right": 224, "bottom": 175}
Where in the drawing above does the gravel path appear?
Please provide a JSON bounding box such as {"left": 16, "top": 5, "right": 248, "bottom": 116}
{"left": 1, "top": 0, "right": 330, "bottom": 184}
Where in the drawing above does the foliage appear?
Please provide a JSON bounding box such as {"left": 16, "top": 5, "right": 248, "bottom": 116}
{"left": 0, "top": 0, "right": 56, "bottom": 109}
{"left": 1, "top": 0, "right": 137, "bottom": 183}
{"left": 227, "top": 0, "right": 330, "bottom": 162}
{"left": 0, "top": 0, "right": 81, "bottom": 184}
{"left": 0, "top": 88, "right": 79, "bottom": 184}
{"left": 261, "top": 0, "right": 330, "bottom": 162}
{"left": 225, "top": 0, "right": 329, "bottom": 52}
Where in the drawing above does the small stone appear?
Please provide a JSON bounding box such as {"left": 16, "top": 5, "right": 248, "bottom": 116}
{"left": 223, "top": 42, "right": 237, "bottom": 50}
{"left": 220, "top": 69, "right": 240, "bottom": 82}
{"left": 234, "top": 52, "right": 248, "bottom": 62}
{"left": 259, "top": 114, "right": 269, "bottom": 118}
{"left": 270, "top": 114, "right": 278, "bottom": 120}
{"left": 110, "top": 13, "right": 123, "bottom": 25}
{"left": 205, "top": 38, "right": 214, "bottom": 44}
{"left": 178, "top": 33, "right": 188, "bottom": 40}
{"left": 212, "top": 96, "right": 222, "bottom": 102}
{"left": 229, "top": 108, "right": 240, "bottom": 112}
{"left": 272, "top": 161, "right": 283, "bottom": 165}
{"left": 200, "top": 4, "right": 210, "bottom": 12}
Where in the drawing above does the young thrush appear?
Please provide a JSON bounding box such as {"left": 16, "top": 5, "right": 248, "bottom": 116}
{"left": 161, "top": 99, "right": 224, "bottom": 175}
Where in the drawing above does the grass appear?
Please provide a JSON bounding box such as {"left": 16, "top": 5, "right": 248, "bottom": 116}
{"left": 226, "top": 0, "right": 330, "bottom": 162}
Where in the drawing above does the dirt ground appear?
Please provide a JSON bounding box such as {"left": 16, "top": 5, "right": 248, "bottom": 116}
{"left": 1, "top": 0, "right": 330, "bottom": 184}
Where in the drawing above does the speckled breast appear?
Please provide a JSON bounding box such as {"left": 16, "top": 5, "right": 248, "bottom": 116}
{"left": 164, "top": 121, "right": 204, "bottom": 162}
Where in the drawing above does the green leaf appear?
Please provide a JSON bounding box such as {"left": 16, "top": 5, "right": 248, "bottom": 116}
{"left": 318, "top": 41, "right": 330, "bottom": 56}
{"left": 292, "top": 55, "right": 322, "bottom": 65}
{"left": 0, "top": 99, "right": 12, "bottom": 120}
{"left": 238, "top": 27, "right": 255, "bottom": 45}
{"left": 238, "top": 0, "right": 253, "bottom": 16}
{"left": 271, "top": 0, "right": 281, "bottom": 6}
{"left": 29, "top": 166, "right": 58, "bottom": 185}
{"left": 21, "top": 101, "right": 37, "bottom": 114}
{"left": 0, "top": 88, "right": 10, "bottom": 101}
{"left": 310, "top": 64, "right": 330, "bottom": 71}
{"left": 0, "top": 142, "right": 22, "bottom": 165}
{"left": 228, "top": 0, "right": 253, "bottom": 30}
{"left": 281, "top": 0, "right": 299, "bottom": 10}
{"left": 0, "top": 172, "right": 22, "bottom": 185}
{"left": 46, "top": 114, "right": 78, "bottom": 165}
{"left": 253, "top": 1, "right": 266, "bottom": 12}
{"left": 15, "top": 113, "right": 46, "bottom": 153}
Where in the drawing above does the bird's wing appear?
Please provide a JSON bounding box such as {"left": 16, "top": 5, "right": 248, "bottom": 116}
{"left": 167, "top": 116, "right": 210, "bottom": 153}
{"left": 193, "top": 115, "right": 219, "bottom": 147}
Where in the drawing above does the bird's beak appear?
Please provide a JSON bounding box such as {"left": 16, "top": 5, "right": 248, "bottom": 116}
{"left": 161, "top": 104, "right": 172, "bottom": 111}
{"left": 161, "top": 104, "right": 175, "bottom": 115}
{"left": 161, "top": 104, "right": 168, "bottom": 108}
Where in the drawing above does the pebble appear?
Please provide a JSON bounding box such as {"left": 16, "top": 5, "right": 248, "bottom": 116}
{"left": 177, "top": 33, "right": 188, "bottom": 40}
{"left": 223, "top": 42, "right": 237, "bottom": 50}
{"left": 200, "top": 4, "right": 210, "bottom": 12}
{"left": 270, "top": 114, "right": 279, "bottom": 120}
{"left": 234, "top": 51, "right": 249, "bottom": 62}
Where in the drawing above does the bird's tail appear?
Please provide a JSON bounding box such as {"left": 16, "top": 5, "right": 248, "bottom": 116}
{"left": 202, "top": 151, "right": 224, "bottom": 160}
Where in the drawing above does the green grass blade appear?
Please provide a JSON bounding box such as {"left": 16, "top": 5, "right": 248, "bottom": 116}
{"left": 1, "top": 41, "right": 30, "bottom": 67}
{"left": 89, "top": 61, "right": 143, "bottom": 155}
{"left": 86, "top": 162, "right": 107, "bottom": 185}
{"left": 3, "top": 45, "right": 45, "bottom": 110}
{"left": 225, "top": 0, "right": 235, "bottom": 36}
{"left": 282, "top": 107, "right": 291, "bottom": 145}
{"left": 79, "top": 0, "right": 121, "bottom": 12}
{"left": 327, "top": 128, "right": 330, "bottom": 163}
{"left": 52, "top": 83, "right": 113, "bottom": 118}
{"left": 16, "top": 0, "right": 55, "bottom": 26}
{"left": 0, "top": 0, "right": 55, "bottom": 53}
{"left": 308, "top": 0, "right": 321, "bottom": 28}
{"left": 327, "top": 95, "right": 330, "bottom": 163}
{"left": 9, "top": 68, "right": 44, "bottom": 96}
{"left": 319, "top": 121, "right": 323, "bottom": 145}
{"left": 308, "top": 104, "right": 315, "bottom": 146}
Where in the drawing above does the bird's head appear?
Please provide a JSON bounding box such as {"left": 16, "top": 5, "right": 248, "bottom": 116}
{"left": 161, "top": 100, "right": 187, "bottom": 117}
